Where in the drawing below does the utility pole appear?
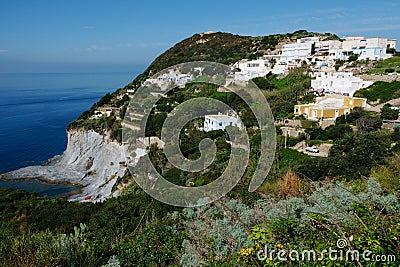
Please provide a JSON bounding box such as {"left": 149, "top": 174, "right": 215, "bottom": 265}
{"left": 284, "top": 128, "right": 287, "bottom": 149}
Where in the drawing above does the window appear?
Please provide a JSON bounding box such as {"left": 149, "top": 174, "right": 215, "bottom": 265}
{"left": 229, "top": 122, "right": 233, "bottom": 125}
{"left": 219, "top": 122, "right": 222, "bottom": 126}
{"left": 295, "top": 108, "right": 299, "bottom": 113}
{"left": 248, "top": 63, "right": 260, "bottom": 67}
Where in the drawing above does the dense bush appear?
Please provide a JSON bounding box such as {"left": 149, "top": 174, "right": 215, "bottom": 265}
{"left": 356, "top": 115, "right": 382, "bottom": 133}
{"left": 381, "top": 104, "right": 399, "bottom": 120}
{"left": 392, "top": 126, "right": 400, "bottom": 141}
{"left": 326, "top": 123, "right": 352, "bottom": 140}
{"left": 335, "top": 107, "right": 365, "bottom": 125}
{"left": 252, "top": 76, "right": 277, "bottom": 91}
{"left": 305, "top": 126, "right": 327, "bottom": 140}
{"left": 298, "top": 131, "right": 392, "bottom": 180}
{"left": 354, "top": 81, "right": 400, "bottom": 103}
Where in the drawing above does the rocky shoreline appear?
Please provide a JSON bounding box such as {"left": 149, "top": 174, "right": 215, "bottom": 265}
{"left": 1, "top": 130, "right": 127, "bottom": 201}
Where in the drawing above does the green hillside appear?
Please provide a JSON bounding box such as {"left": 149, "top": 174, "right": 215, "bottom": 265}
{"left": 67, "top": 30, "right": 337, "bottom": 133}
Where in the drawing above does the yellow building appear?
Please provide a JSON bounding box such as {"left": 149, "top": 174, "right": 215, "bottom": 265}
{"left": 343, "top": 97, "right": 367, "bottom": 109}
{"left": 294, "top": 96, "right": 367, "bottom": 120}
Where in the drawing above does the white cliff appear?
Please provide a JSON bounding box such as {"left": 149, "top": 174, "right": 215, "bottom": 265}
{"left": 2, "top": 130, "right": 127, "bottom": 201}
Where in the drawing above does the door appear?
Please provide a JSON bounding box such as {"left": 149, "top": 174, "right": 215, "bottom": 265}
{"left": 312, "top": 110, "right": 317, "bottom": 118}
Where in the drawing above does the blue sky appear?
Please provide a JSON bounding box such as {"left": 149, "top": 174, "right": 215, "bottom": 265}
{"left": 0, "top": 0, "right": 399, "bottom": 73}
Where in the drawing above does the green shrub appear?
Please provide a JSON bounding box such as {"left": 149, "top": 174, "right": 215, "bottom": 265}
{"left": 381, "top": 104, "right": 399, "bottom": 120}
{"left": 326, "top": 124, "right": 352, "bottom": 140}
{"left": 305, "top": 126, "right": 327, "bottom": 140}
{"left": 385, "top": 68, "right": 395, "bottom": 73}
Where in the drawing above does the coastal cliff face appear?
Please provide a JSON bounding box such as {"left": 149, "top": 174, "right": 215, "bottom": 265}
{"left": 2, "top": 130, "right": 127, "bottom": 201}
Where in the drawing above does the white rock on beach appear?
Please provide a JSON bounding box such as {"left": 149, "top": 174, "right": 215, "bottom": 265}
{"left": 2, "top": 130, "right": 127, "bottom": 201}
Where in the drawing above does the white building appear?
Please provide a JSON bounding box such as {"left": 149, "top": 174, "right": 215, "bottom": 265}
{"left": 315, "top": 40, "right": 341, "bottom": 57}
{"left": 233, "top": 59, "right": 272, "bottom": 81}
{"left": 338, "top": 36, "right": 394, "bottom": 60}
{"left": 281, "top": 37, "right": 320, "bottom": 62}
{"left": 203, "top": 115, "right": 243, "bottom": 132}
{"left": 143, "top": 70, "right": 193, "bottom": 89}
{"left": 279, "top": 35, "right": 396, "bottom": 62}
{"left": 311, "top": 72, "right": 374, "bottom": 96}
{"left": 271, "top": 62, "right": 288, "bottom": 75}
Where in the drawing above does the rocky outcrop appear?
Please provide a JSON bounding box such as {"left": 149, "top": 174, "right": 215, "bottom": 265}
{"left": 1, "top": 130, "right": 127, "bottom": 201}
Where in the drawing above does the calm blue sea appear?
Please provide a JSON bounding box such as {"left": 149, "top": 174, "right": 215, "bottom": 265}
{"left": 0, "top": 72, "right": 137, "bottom": 196}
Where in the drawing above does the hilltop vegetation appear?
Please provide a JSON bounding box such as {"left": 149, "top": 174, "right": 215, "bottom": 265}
{"left": 144, "top": 30, "right": 339, "bottom": 76}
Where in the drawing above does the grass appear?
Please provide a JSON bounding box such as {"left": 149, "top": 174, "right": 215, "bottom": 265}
{"left": 276, "top": 148, "right": 310, "bottom": 173}
{"left": 269, "top": 76, "right": 287, "bottom": 90}
{"left": 300, "top": 120, "right": 316, "bottom": 129}
{"left": 370, "top": 153, "right": 400, "bottom": 194}
{"left": 366, "top": 56, "right": 400, "bottom": 74}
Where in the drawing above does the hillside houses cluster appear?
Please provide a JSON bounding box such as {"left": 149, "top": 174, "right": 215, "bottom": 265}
{"left": 282, "top": 36, "right": 396, "bottom": 62}
{"left": 233, "top": 36, "right": 397, "bottom": 80}
{"left": 112, "top": 34, "right": 396, "bottom": 129}
{"left": 143, "top": 69, "right": 193, "bottom": 90}
{"left": 228, "top": 35, "right": 397, "bottom": 124}
{"left": 135, "top": 36, "right": 396, "bottom": 88}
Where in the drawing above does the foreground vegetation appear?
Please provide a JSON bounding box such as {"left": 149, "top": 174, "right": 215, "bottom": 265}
{"left": 1, "top": 170, "right": 399, "bottom": 266}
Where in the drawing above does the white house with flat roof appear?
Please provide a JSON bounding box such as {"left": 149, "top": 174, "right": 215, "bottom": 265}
{"left": 281, "top": 37, "right": 320, "bottom": 62}
{"left": 203, "top": 115, "right": 243, "bottom": 132}
{"left": 315, "top": 40, "right": 341, "bottom": 57}
{"left": 311, "top": 72, "right": 374, "bottom": 96}
{"left": 233, "top": 59, "right": 272, "bottom": 81}
{"left": 338, "top": 36, "right": 394, "bottom": 60}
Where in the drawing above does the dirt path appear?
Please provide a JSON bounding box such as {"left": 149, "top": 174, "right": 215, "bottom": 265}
{"left": 366, "top": 97, "right": 400, "bottom": 112}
